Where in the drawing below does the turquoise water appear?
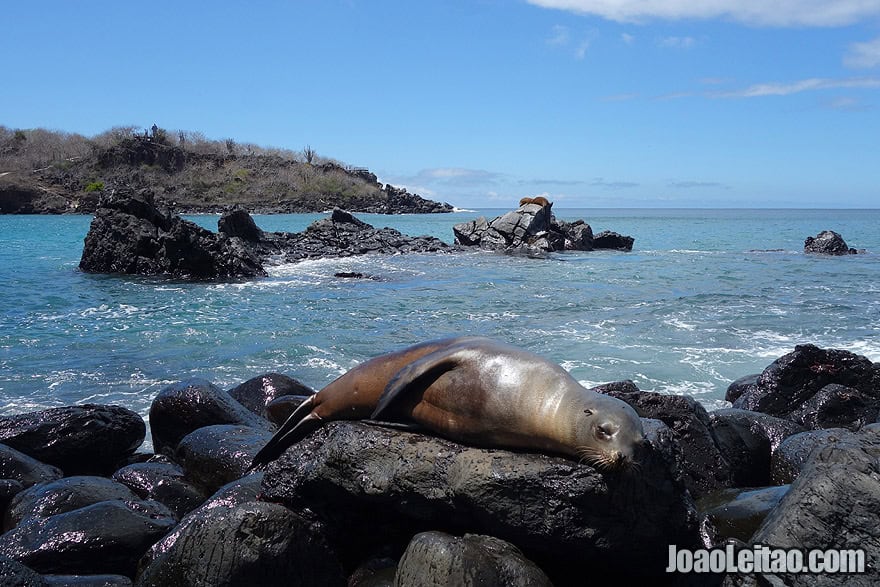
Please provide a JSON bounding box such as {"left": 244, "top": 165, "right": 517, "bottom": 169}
{"left": 1, "top": 209, "right": 878, "bottom": 443}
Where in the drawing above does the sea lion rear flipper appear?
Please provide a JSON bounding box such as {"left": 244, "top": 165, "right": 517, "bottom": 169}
{"left": 249, "top": 395, "right": 319, "bottom": 470}
{"left": 371, "top": 347, "right": 463, "bottom": 420}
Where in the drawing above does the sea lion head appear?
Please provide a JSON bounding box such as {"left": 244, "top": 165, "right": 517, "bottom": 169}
{"left": 572, "top": 393, "right": 644, "bottom": 471}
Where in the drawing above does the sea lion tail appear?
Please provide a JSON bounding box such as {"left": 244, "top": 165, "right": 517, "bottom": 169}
{"left": 248, "top": 395, "right": 319, "bottom": 470}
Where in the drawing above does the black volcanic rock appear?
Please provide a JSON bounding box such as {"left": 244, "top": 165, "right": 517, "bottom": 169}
{"left": 79, "top": 189, "right": 267, "bottom": 278}
{"left": 260, "top": 421, "right": 697, "bottom": 580}
{"left": 732, "top": 344, "right": 880, "bottom": 423}
{"left": 80, "top": 198, "right": 451, "bottom": 279}
{"left": 228, "top": 372, "right": 314, "bottom": 421}
{"left": 804, "top": 230, "right": 859, "bottom": 255}
{"left": 0, "top": 405, "right": 145, "bottom": 475}
{"left": 453, "top": 202, "right": 633, "bottom": 254}
{"left": 148, "top": 379, "right": 272, "bottom": 455}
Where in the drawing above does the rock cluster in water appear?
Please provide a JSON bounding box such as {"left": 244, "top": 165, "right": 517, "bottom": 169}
{"left": 78, "top": 190, "right": 452, "bottom": 279}
{"left": 453, "top": 200, "right": 633, "bottom": 254}
{"left": 804, "top": 230, "right": 862, "bottom": 255}
{"left": 2, "top": 343, "right": 879, "bottom": 584}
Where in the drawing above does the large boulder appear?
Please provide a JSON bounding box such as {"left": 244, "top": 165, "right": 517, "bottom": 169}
{"left": 747, "top": 424, "right": 880, "bottom": 585}
{"left": 135, "top": 501, "right": 344, "bottom": 587}
{"left": 217, "top": 206, "right": 263, "bottom": 241}
{"left": 148, "top": 378, "right": 272, "bottom": 455}
{"left": 227, "top": 373, "right": 314, "bottom": 421}
{"left": 112, "top": 461, "right": 207, "bottom": 520}
{"left": 79, "top": 189, "right": 266, "bottom": 278}
{"left": 0, "top": 500, "right": 176, "bottom": 577}
{"left": 732, "top": 344, "right": 880, "bottom": 424}
{"left": 0, "top": 444, "right": 64, "bottom": 509}
{"left": 394, "top": 531, "right": 552, "bottom": 587}
{"left": 4, "top": 476, "right": 142, "bottom": 531}
{"left": 174, "top": 424, "right": 274, "bottom": 494}
{"left": 260, "top": 421, "right": 697, "bottom": 581}
{"left": 708, "top": 408, "right": 804, "bottom": 487}
{"left": 770, "top": 427, "right": 858, "bottom": 485}
{"left": 697, "top": 485, "right": 790, "bottom": 546}
{"left": 600, "top": 389, "right": 733, "bottom": 497}
{"left": 0, "top": 405, "right": 145, "bottom": 475}
{"left": 452, "top": 203, "right": 634, "bottom": 255}
{"left": 804, "top": 230, "right": 859, "bottom": 255}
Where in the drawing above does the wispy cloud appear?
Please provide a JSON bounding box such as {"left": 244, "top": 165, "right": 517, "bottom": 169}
{"left": 415, "top": 168, "right": 503, "bottom": 184}
{"left": 521, "top": 178, "right": 588, "bottom": 186}
{"left": 547, "top": 25, "right": 570, "bottom": 45}
{"left": 592, "top": 177, "right": 639, "bottom": 190}
{"left": 668, "top": 180, "right": 728, "bottom": 189}
{"left": 546, "top": 25, "right": 597, "bottom": 59}
{"left": 659, "top": 36, "right": 698, "bottom": 49}
{"left": 712, "top": 77, "right": 880, "bottom": 98}
{"left": 526, "top": 0, "right": 880, "bottom": 27}
{"left": 844, "top": 37, "right": 880, "bottom": 69}
{"left": 621, "top": 32, "right": 635, "bottom": 45}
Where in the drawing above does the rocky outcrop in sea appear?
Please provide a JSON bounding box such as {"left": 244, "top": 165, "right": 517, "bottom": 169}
{"left": 453, "top": 200, "right": 634, "bottom": 254}
{"left": 1, "top": 343, "right": 878, "bottom": 584}
{"left": 804, "top": 230, "right": 862, "bottom": 255}
{"left": 78, "top": 190, "right": 452, "bottom": 279}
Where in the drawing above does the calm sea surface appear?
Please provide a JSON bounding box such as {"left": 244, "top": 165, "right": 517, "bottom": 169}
{"left": 1, "top": 208, "right": 878, "bottom": 444}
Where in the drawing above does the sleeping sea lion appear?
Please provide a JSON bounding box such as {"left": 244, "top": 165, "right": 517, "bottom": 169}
{"left": 250, "top": 336, "right": 644, "bottom": 471}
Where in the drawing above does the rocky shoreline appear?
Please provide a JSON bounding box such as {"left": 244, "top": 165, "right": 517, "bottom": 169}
{"left": 1, "top": 343, "right": 878, "bottom": 585}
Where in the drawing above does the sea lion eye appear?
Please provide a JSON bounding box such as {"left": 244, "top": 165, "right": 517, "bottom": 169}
{"left": 583, "top": 408, "right": 593, "bottom": 416}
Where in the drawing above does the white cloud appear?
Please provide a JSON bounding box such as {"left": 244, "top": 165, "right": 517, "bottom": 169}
{"left": 845, "top": 37, "right": 880, "bottom": 68}
{"left": 417, "top": 168, "right": 501, "bottom": 183}
{"left": 575, "top": 39, "right": 591, "bottom": 59}
{"left": 621, "top": 32, "right": 635, "bottom": 44}
{"left": 526, "top": 0, "right": 880, "bottom": 27}
{"left": 714, "top": 77, "right": 880, "bottom": 97}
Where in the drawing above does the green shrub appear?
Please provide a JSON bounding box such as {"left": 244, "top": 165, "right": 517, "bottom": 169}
{"left": 84, "top": 181, "right": 104, "bottom": 192}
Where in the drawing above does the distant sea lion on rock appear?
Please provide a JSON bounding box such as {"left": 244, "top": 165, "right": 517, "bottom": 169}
{"left": 250, "top": 337, "right": 644, "bottom": 471}
{"left": 519, "top": 196, "right": 552, "bottom": 208}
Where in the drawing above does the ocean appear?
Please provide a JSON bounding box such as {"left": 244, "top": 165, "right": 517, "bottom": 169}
{"left": 1, "top": 208, "right": 878, "bottom": 446}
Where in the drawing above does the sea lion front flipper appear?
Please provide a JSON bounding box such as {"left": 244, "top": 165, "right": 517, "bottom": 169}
{"left": 371, "top": 346, "right": 464, "bottom": 420}
{"left": 249, "top": 395, "right": 320, "bottom": 470}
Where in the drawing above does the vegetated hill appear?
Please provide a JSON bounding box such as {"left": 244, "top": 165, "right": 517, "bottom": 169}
{"left": 0, "top": 125, "right": 453, "bottom": 214}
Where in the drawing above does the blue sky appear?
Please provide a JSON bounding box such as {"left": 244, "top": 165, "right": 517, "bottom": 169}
{"left": 2, "top": 1, "right": 879, "bottom": 208}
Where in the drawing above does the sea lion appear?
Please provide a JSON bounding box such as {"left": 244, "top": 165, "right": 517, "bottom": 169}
{"left": 250, "top": 337, "right": 645, "bottom": 471}
{"left": 519, "top": 196, "right": 552, "bottom": 208}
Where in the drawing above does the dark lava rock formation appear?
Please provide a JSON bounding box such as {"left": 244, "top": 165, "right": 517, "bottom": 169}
{"left": 79, "top": 192, "right": 452, "bottom": 279}
{"left": 804, "top": 230, "right": 861, "bottom": 255}
{"left": 453, "top": 200, "right": 633, "bottom": 254}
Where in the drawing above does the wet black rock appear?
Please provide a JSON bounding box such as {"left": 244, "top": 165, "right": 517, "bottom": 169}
{"left": 732, "top": 344, "right": 880, "bottom": 424}
{"left": 601, "top": 389, "right": 733, "bottom": 497}
{"left": 175, "top": 424, "right": 273, "bottom": 494}
{"left": 769, "top": 427, "right": 858, "bottom": 485}
{"left": 228, "top": 373, "right": 314, "bottom": 421}
{"left": 217, "top": 206, "right": 263, "bottom": 241}
{"left": 787, "top": 383, "right": 879, "bottom": 431}
{"left": 394, "top": 531, "right": 553, "bottom": 587}
{"left": 452, "top": 202, "right": 634, "bottom": 255}
{"left": 592, "top": 230, "right": 635, "bottom": 251}
{"left": 708, "top": 408, "right": 804, "bottom": 487}
{"left": 724, "top": 373, "right": 760, "bottom": 403}
{"left": 0, "top": 554, "right": 42, "bottom": 586}
{"left": 265, "top": 395, "right": 313, "bottom": 427}
{"left": 260, "top": 421, "right": 697, "bottom": 581}
{"left": 134, "top": 501, "right": 345, "bottom": 587}
{"left": 749, "top": 424, "right": 880, "bottom": 585}
{"left": 0, "top": 405, "right": 145, "bottom": 476}
{"left": 804, "top": 230, "right": 859, "bottom": 255}
{"left": 0, "top": 500, "right": 176, "bottom": 577}
{"left": 697, "top": 485, "right": 790, "bottom": 546}
{"left": 0, "top": 443, "right": 64, "bottom": 500}
{"left": 111, "top": 461, "right": 207, "bottom": 520}
{"left": 148, "top": 378, "right": 272, "bottom": 455}
{"left": 138, "top": 473, "right": 264, "bottom": 575}
{"left": 4, "top": 475, "right": 142, "bottom": 531}
{"left": 79, "top": 189, "right": 267, "bottom": 279}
